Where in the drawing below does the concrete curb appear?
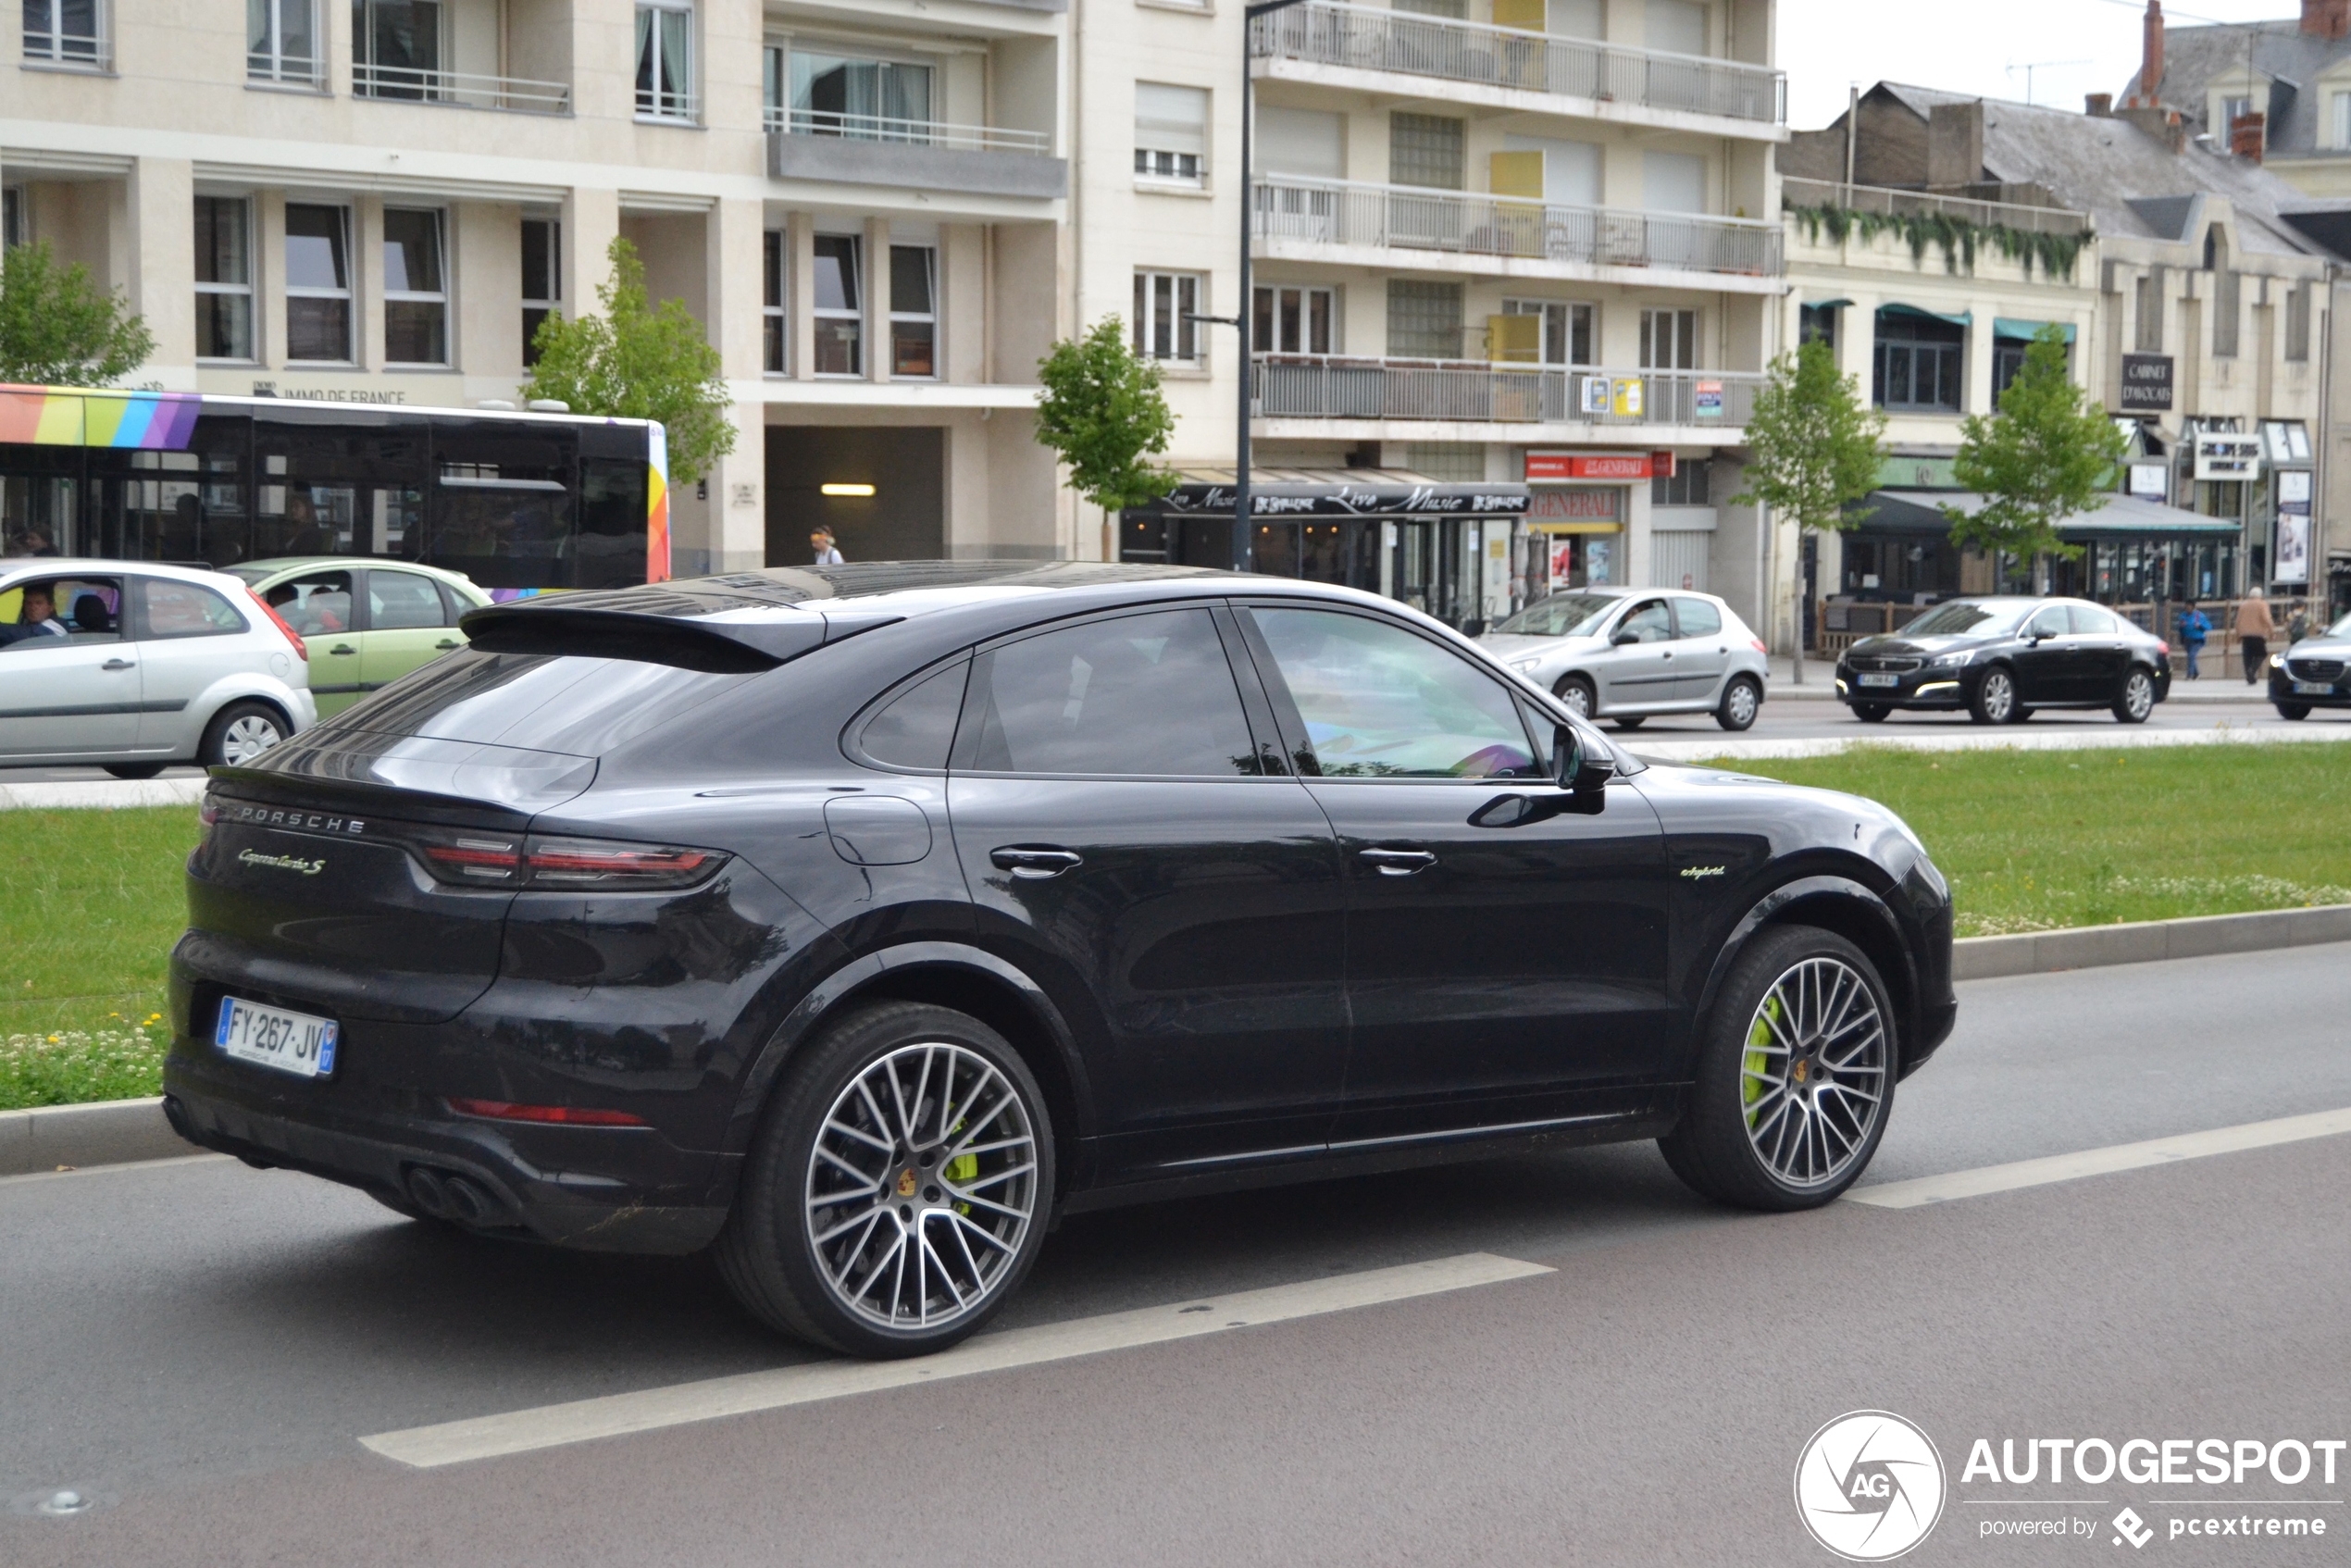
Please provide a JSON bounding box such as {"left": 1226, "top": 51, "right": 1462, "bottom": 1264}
{"left": 0, "top": 1096, "right": 192, "bottom": 1176}
{"left": 0, "top": 778, "right": 208, "bottom": 812}
{"left": 1953, "top": 903, "right": 2351, "bottom": 981}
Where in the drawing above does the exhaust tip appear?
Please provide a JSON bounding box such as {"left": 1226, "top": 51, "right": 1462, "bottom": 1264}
{"left": 441, "top": 1175, "right": 495, "bottom": 1226}
{"left": 404, "top": 1165, "right": 453, "bottom": 1219}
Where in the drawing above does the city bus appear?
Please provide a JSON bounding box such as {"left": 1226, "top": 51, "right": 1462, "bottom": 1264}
{"left": 0, "top": 385, "right": 668, "bottom": 596}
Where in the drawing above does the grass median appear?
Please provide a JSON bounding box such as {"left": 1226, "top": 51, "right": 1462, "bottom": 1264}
{"left": 1698, "top": 740, "right": 2351, "bottom": 937}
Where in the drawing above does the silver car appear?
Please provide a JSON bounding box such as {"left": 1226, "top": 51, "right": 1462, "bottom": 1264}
{"left": 1481, "top": 587, "right": 1770, "bottom": 731}
{"left": 0, "top": 559, "right": 316, "bottom": 778}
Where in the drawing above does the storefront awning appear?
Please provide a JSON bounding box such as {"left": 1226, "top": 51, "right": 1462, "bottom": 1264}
{"left": 1878, "top": 303, "right": 1973, "bottom": 328}
{"left": 1149, "top": 468, "right": 1529, "bottom": 518}
{"left": 1855, "top": 490, "right": 2241, "bottom": 538}
{"left": 1993, "top": 317, "right": 2079, "bottom": 343}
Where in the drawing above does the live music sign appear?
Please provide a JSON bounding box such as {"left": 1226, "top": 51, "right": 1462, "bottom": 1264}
{"left": 1526, "top": 452, "right": 1652, "bottom": 481}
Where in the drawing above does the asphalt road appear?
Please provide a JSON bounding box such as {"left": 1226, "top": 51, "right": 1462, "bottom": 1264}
{"left": 4, "top": 944, "right": 2347, "bottom": 1566}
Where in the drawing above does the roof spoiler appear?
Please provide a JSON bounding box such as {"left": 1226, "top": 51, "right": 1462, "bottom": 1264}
{"left": 458, "top": 600, "right": 902, "bottom": 673}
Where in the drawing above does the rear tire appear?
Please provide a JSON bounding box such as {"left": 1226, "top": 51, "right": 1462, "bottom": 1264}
{"left": 1611, "top": 715, "right": 1647, "bottom": 731}
{"left": 2113, "top": 666, "right": 2157, "bottom": 724}
{"left": 1969, "top": 667, "right": 2018, "bottom": 725}
{"left": 102, "top": 763, "right": 167, "bottom": 780}
{"left": 1554, "top": 675, "right": 1596, "bottom": 719}
{"left": 1659, "top": 925, "right": 1896, "bottom": 1211}
{"left": 1851, "top": 703, "right": 1891, "bottom": 723}
{"left": 2278, "top": 703, "right": 2312, "bottom": 721}
{"left": 716, "top": 1002, "right": 1054, "bottom": 1357}
{"left": 1715, "top": 676, "right": 1761, "bottom": 732}
{"left": 200, "top": 702, "right": 290, "bottom": 767}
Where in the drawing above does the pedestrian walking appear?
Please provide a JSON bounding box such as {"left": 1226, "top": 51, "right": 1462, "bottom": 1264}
{"left": 2233, "top": 588, "right": 2274, "bottom": 685}
{"left": 2178, "top": 599, "right": 2210, "bottom": 680}
{"left": 811, "top": 528, "right": 844, "bottom": 566}
{"left": 2287, "top": 604, "right": 2312, "bottom": 646}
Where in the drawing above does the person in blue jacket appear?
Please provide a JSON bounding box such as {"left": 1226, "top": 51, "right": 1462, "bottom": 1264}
{"left": 2178, "top": 599, "right": 2211, "bottom": 680}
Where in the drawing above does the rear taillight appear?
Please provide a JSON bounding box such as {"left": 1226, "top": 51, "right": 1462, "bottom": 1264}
{"left": 196, "top": 795, "right": 220, "bottom": 847}
{"left": 2157, "top": 641, "right": 2171, "bottom": 658}
{"left": 1749, "top": 637, "right": 1768, "bottom": 653}
{"left": 418, "top": 830, "right": 525, "bottom": 884}
{"left": 446, "top": 1098, "right": 647, "bottom": 1126}
{"left": 412, "top": 828, "right": 724, "bottom": 891}
{"left": 246, "top": 589, "right": 309, "bottom": 662}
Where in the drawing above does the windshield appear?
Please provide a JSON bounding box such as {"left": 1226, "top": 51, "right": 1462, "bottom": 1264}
{"left": 1493, "top": 593, "right": 1620, "bottom": 639}
{"left": 1899, "top": 601, "right": 2032, "bottom": 638}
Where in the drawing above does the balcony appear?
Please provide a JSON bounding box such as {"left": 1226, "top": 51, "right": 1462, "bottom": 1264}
{"left": 766, "top": 109, "right": 1066, "bottom": 201}
{"left": 1254, "top": 178, "right": 1782, "bottom": 292}
{"left": 352, "top": 64, "right": 571, "bottom": 114}
{"left": 1250, "top": 2, "right": 1785, "bottom": 136}
{"left": 1252, "top": 357, "right": 1764, "bottom": 434}
{"left": 1782, "top": 178, "right": 2091, "bottom": 237}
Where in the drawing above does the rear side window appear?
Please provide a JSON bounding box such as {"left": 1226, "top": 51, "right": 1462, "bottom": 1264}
{"left": 857, "top": 660, "right": 969, "bottom": 771}
{"left": 2070, "top": 604, "right": 2117, "bottom": 635}
{"left": 957, "top": 608, "right": 1258, "bottom": 778}
{"left": 139, "top": 578, "right": 247, "bottom": 639}
{"left": 1674, "top": 597, "right": 1723, "bottom": 638}
{"left": 370, "top": 570, "right": 447, "bottom": 630}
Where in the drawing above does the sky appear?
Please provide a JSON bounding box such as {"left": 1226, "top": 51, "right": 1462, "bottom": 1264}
{"left": 1780, "top": 0, "right": 2303, "bottom": 131}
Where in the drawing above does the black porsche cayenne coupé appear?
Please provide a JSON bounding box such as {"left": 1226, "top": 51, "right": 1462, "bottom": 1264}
{"left": 165, "top": 564, "right": 1955, "bottom": 1357}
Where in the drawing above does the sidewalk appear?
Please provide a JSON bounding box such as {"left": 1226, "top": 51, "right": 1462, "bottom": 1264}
{"left": 1765, "top": 656, "right": 2275, "bottom": 703}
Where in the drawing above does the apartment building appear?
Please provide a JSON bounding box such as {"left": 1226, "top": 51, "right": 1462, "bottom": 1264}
{"left": 3, "top": 0, "right": 1074, "bottom": 576}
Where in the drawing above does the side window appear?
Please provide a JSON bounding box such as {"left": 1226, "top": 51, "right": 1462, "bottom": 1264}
{"left": 263, "top": 569, "right": 354, "bottom": 635}
{"left": 1250, "top": 607, "right": 1541, "bottom": 780}
{"left": 137, "top": 578, "right": 248, "bottom": 640}
{"left": 437, "top": 581, "right": 474, "bottom": 627}
{"left": 0, "top": 577, "right": 122, "bottom": 649}
{"left": 857, "top": 660, "right": 969, "bottom": 772}
{"left": 1617, "top": 599, "right": 1673, "bottom": 643}
{"left": 1673, "top": 597, "right": 1723, "bottom": 639}
{"left": 2069, "top": 604, "right": 2116, "bottom": 635}
{"left": 369, "top": 570, "right": 446, "bottom": 630}
{"left": 2025, "top": 606, "right": 2069, "bottom": 640}
{"left": 958, "top": 609, "right": 1258, "bottom": 778}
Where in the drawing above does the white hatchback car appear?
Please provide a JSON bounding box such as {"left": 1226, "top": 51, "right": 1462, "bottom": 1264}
{"left": 1481, "top": 587, "right": 1772, "bottom": 730}
{"left": 0, "top": 559, "right": 316, "bottom": 778}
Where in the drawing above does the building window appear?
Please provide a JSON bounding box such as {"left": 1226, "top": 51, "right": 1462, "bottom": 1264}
{"left": 1255, "top": 286, "right": 1335, "bottom": 355}
{"left": 763, "top": 230, "right": 786, "bottom": 374}
{"left": 636, "top": 0, "right": 695, "bottom": 120}
{"left": 2335, "top": 92, "right": 2351, "bottom": 149}
{"left": 813, "top": 233, "right": 863, "bottom": 376}
{"left": 782, "top": 47, "right": 934, "bottom": 139}
{"left": 1134, "top": 271, "right": 1203, "bottom": 364}
{"left": 2287, "top": 280, "right": 2312, "bottom": 364}
{"left": 1640, "top": 307, "right": 1698, "bottom": 369}
{"left": 1135, "top": 83, "right": 1209, "bottom": 185}
{"left": 2221, "top": 94, "right": 2254, "bottom": 135}
{"left": 1873, "top": 310, "right": 1963, "bottom": 413}
{"left": 382, "top": 208, "right": 447, "bottom": 366}
{"left": 1393, "top": 0, "right": 1466, "bottom": 15}
{"left": 1652, "top": 459, "right": 1710, "bottom": 507}
{"left": 284, "top": 204, "right": 352, "bottom": 363}
{"left": 1502, "top": 298, "right": 1592, "bottom": 365}
{"left": 22, "top": 0, "right": 103, "bottom": 66}
{"left": 889, "top": 244, "right": 937, "bottom": 379}
{"left": 5, "top": 187, "right": 27, "bottom": 250}
{"left": 194, "top": 196, "right": 255, "bottom": 362}
{"left": 1991, "top": 332, "right": 2040, "bottom": 404}
{"left": 521, "top": 217, "right": 559, "bottom": 367}
{"left": 2134, "top": 269, "right": 2164, "bottom": 353}
{"left": 1389, "top": 112, "right": 1465, "bottom": 190}
{"left": 247, "top": 0, "right": 317, "bottom": 83}
{"left": 1799, "top": 303, "right": 1838, "bottom": 352}
{"left": 1387, "top": 280, "right": 1463, "bottom": 358}
{"left": 353, "top": 0, "right": 443, "bottom": 99}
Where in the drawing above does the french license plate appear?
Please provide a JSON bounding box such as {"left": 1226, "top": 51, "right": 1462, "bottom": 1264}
{"left": 216, "top": 997, "right": 339, "bottom": 1079}
{"left": 2294, "top": 681, "right": 2334, "bottom": 696}
{"left": 1859, "top": 673, "right": 1901, "bottom": 688}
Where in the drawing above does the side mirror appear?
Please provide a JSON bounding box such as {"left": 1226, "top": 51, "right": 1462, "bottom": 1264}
{"left": 1554, "top": 724, "right": 1613, "bottom": 794}
{"left": 1611, "top": 629, "right": 1641, "bottom": 647}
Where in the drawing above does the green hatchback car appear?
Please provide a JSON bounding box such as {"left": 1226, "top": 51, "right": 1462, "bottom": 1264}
{"left": 228, "top": 558, "right": 491, "bottom": 717}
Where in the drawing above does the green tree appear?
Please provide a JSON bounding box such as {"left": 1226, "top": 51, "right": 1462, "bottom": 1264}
{"left": 1732, "top": 336, "right": 1888, "bottom": 680}
{"left": 1944, "top": 324, "right": 2126, "bottom": 564}
{"left": 522, "top": 236, "right": 735, "bottom": 482}
{"left": 1033, "top": 317, "right": 1178, "bottom": 513}
{"left": 0, "top": 240, "right": 155, "bottom": 386}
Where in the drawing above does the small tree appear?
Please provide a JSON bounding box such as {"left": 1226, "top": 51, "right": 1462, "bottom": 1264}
{"left": 1944, "top": 324, "right": 2127, "bottom": 568}
{"left": 0, "top": 240, "right": 155, "bottom": 386}
{"left": 523, "top": 236, "right": 736, "bottom": 482}
{"left": 1732, "top": 337, "right": 1888, "bottom": 681}
{"left": 1033, "top": 317, "right": 1178, "bottom": 516}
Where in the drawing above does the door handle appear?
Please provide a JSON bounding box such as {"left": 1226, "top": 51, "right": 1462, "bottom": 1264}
{"left": 328, "top": 644, "right": 356, "bottom": 655}
{"left": 101, "top": 658, "right": 135, "bottom": 671}
{"left": 1661, "top": 651, "right": 1673, "bottom": 660}
{"left": 1360, "top": 848, "right": 1437, "bottom": 876}
{"left": 990, "top": 847, "right": 1083, "bottom": 879}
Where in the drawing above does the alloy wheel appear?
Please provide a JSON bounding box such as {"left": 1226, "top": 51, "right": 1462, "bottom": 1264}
{"left": 802, "top": 1041, "right": 1040, "bottom": 1333}
{"left": 1556, "top": 679, "right": 1594, "bottom": 718}
{"left": 1738, "top": 957, "right": 1888, "bottom": 1190}
{"left": 219, "top": 716, "right": 285, "bottom": 765}
{"left": 1980, "top": 671, "right": 2015, "bottom": 723}
{"left": 2121, "top": 670, "right": 2154, "bottom": 721}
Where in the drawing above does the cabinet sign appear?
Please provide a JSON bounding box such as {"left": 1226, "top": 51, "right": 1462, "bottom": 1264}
{"left": 1526, "top": 452, "right": 1651, "bottom": 481}
{"left": 2120, "top": 354, "right": 2174, "bottom": 412}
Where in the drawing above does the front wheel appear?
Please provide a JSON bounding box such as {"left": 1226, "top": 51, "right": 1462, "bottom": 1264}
{"left": 1611, "top": 715, "right": 1647, "bottom": 731}
{"left": 1716, "top": 676, "right": 1761, "bottom": 732}
{"left": 102, "top": 763, "right": 167, "bottom": 780}
{"left": 2113, "top": 667, "right": 2157, "bottom": 724}
{"left": 1851, "top": 703, "right": 1891, "bottom": 724}
{"left": 200, "top": 702, "right": 290, "bottom": 766}
{"left": 1553, "top": 675, "right": 1596, "bottom": 719}
{"left": 1659, "top": 925, "right": 1896, "bottom": 1210}
{"left": 1969, "top": 667, "right": 2018, "bottom": 725}
{"left": 716, "top": 1002, "right": 1053, "bottom": 1357}
{"left": 2278, "top": 703, "right": 2312, "bottom": 721}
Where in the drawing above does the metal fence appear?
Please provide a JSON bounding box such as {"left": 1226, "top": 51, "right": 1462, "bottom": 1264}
{"left": 352, "top": 64, "right": 572, "bottom": 113}
{"left": 1250, "top": 1, "right": 1785, "bottom": 125}
{"left": 766, "top": 107, "right": 1051, "bottom": 156}
{"left": 1781, "top": 178, "right": 2089, "bottom": 237}
{"left": 1253, "top": 178, "right": 1783, "bottom": 279}
{"left": 1252, "top": 357, "right": 1765, "bottom": 427}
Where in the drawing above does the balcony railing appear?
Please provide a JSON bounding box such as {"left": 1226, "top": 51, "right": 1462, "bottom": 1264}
{"left": 766, "top": 107, "right": 1051, "bottom": 156}
{"left": 1254, "top": 178, "right": 1783, "bottom": 279}
{"left": 353, "top": 63, "right": 570, "bottom": 114}
{"left": 1782, "top": 178, "right": 2090, "bottom": 237}
{"left": 1251, "top": 1, "right": 1785, "bottom": 126}
{"left": 1253, "top": 357, "right": 1765, "bottom": 428}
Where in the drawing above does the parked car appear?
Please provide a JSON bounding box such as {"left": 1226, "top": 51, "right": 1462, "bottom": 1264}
{"left": 166, "top": 563, "right": 1955, "bottom": 1358}
{"left": 0, "top": 559, "right": 315, "bottom": 777}
{"left": 1480, "top": 588, "right": 1772, "bottom": 731}
{"left": 2267, "top": 608, "right": 2351, "bottom": 720}
{"left": 1835, "top": 596, "right": 2171, "bottom": 725}
{"left": 226, "top": 559, "right": 491, "bottom": 718}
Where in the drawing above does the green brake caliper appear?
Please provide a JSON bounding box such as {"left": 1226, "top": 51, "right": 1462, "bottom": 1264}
{"left": 1743, "top": 997, "right": 1782, "bottom": 1128}
{"left": 945, "top": 1120, "right": 976, "bottom": 1213}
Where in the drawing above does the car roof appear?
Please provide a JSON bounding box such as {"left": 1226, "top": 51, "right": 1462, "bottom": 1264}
{"left": 238, "top": 556, "right": 480, "bottom": 587}
{"left": 0, "top": 558, "right": 251, "bottom": 590}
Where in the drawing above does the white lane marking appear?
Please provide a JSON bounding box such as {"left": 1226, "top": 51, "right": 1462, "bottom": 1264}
{"left": 0, "top": 1152, "right": 230, "bottom": 1188}
{"left": 1846, "top": 1107, "right": 2351, "bottom": 1210}
{"left": 360, "top": 1251, "right": 1554, "bottom": 1469}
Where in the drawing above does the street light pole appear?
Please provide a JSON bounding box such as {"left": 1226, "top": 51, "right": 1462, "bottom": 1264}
{"left": 1232, "top": 0, "right": 1312, "bottom": 571}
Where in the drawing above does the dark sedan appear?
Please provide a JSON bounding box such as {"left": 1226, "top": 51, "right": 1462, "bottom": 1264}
{"left": 162, "top": 564, "right": 1955, "bottom": 1358}
{"left": 1836, "top": 596, "right": 2171, "bottom": 725}
{"left": 2268, "top": 611, "right": 2351, "bottom": 718}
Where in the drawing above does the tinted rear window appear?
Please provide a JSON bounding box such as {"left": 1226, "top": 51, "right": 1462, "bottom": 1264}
{"left": 335, "top": 648, "right": 752, "bottom": 755}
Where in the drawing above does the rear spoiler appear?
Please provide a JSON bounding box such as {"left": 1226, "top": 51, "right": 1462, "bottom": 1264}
{"left": 460, "top": 598, "right": 903, "bottom": 673}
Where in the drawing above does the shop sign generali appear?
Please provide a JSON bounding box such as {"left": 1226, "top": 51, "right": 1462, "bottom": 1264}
{"left": 1526, "top": 453, "right": 1653, "bottom": 482}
